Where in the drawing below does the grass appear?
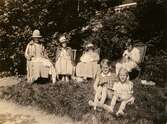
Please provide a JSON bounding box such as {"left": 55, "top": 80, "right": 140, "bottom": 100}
{"left": 0, "top": 78, "right": 166, "bottom": 124}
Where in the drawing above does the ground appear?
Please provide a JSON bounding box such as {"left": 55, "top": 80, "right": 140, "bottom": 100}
{"left": 0, "top": 76, "right": 166, "bottom": 124}
{"left": 0, "top": 77, "right": 79, "bottom": 124}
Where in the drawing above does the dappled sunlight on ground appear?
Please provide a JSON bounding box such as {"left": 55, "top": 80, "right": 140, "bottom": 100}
{"left": 0, "top": 76, "right": 79, "bottom": 124}
{"left": 0, "top": 76, "right": 21, "bottom": 87}
{"left": 0, "top": 100, "right": 78, "bottom": 124}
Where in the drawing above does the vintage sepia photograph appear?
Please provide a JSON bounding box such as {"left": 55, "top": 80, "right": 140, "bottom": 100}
{"left": 0, "top": 0, "right": 167, "bottom": 124}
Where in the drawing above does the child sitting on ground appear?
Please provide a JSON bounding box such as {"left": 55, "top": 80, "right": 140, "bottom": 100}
{"left": 89, "top": 59, "right": 114, "bottom": 110}
{"left": 109, "top": 68, "right": 135, "bottom": 116}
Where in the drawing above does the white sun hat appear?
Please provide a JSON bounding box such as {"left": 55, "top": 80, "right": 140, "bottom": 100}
{"left": 32, "top": 30, "right": 42, "bottom": 38}
{"left": 86, "top": 43, "right": 94, "bottom": 48}
{"left": 59, "top": 35, "right": 67, "bottom": 43}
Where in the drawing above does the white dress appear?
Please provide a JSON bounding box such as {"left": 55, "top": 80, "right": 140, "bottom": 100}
{"left": 116, "top": 47, "right": 140, "bottom": 74}
{"left": 113, "top": 81, "right": 133, "bottom": 100}
{"left": 76, "top": 51, "right": 100, "bottom": 78}
{"left": 25, "top": 41, "right": 56, "bottom": 82}
{"left": 55, "top": 48, "right": 74, "bottom": 75}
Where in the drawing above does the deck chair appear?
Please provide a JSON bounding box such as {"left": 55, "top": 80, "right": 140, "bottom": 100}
{"left": 95, "top": 48, "right": 101, "bottom": 55}
{"left": 72, "top": 49, "right": 77, "bottom": 62}
{"left": 135, "top": 43, "right": 147, "bottom": 78}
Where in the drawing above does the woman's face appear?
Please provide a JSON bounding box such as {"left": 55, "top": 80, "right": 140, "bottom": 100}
{"left": 127, "top": 45, "right": 133, "bottom": 52}
{"left": 33, "top": 37, "right": 39, "bottom": 43}
{"left": 119, "top": 71, "right": 128, "bottom": 83}
{"left": 88, "top": 47, "right": 93, "bottom": 52}
{"left": 102, "top": 65, "right": 110, "bottom": 74}
{"left": 61, "top": 42, "right": 67, "bottom": 48}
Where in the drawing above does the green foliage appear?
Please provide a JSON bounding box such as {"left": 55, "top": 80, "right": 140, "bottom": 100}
{"left": 0, "top": 0, "right": 167, "bottom": 83}
{"left": 0, "top": 0, "right": 123, "bottom": 74}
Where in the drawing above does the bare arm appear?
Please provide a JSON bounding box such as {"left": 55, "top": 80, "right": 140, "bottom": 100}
{"left": 25, "top": 43, "right": 30, "bottom": 60}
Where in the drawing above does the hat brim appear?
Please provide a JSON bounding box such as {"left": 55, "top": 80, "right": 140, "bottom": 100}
{"left": 59, "top": 40, "right": 68, "bottom": 43}
{"left": 86, "top": 45, "right": 94, "bottom": 48}
{"left": 32, "top": 36, "right": 42, "bottom": 38}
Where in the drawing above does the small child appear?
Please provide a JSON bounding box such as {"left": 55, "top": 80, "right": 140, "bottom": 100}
{"left": 55, "top": 35, "right": 74, "bottom": 82}
{"left": 89, "top": 59, "right": 114, "bottom": 110}
{"left": 109, "top": 68, "right": 135, "bottom": 116}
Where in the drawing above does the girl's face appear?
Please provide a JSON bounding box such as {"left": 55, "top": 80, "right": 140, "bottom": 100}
{"left": 61, "top": 42, "right": 67, "bottom": 48}
{"left": 119, "top": 71, "right": 128, "bottom": 83}
{"left": 102, "top": 65, "right": 110, "bottom": 74}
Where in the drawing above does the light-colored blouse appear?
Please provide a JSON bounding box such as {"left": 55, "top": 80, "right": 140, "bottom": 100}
{"left": 25, "top": 41, "right": 46, "bottom": 60}
{"left": 113, "top": 81, "right": 133, "bottom": 99}
{"left": 80, "top": 51, "right": 99, "bottom": 62}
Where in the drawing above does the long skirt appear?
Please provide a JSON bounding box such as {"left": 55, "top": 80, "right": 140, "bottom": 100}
{"left": 55, "top": 57, "right": 73, "bottom": 75}
{"left": 27, "top": 58, "right": 56, "bottom": 82}
{"left": 76, "top": 62, "right": 100, "bottom": 78}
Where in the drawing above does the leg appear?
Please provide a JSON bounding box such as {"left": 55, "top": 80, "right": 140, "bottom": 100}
{"left": 93, "top": 86, "right": 103, "bottom": 110}
{"left": 62, "top": 75, "right": 65, "bottom": 81}
{"left": 108, "top": 94, "right": 118, "bottom": 112}
{"left": 117, "top": 96, "right": 135, "bottom": 115}
{"left": 99, "top": 87, "right": 107, "bottom": 105}
{"left": 65, "top": 75, "right": 69, "bottom": 82}
{"left": 116, "top": 63, "right": 122, "bottom": 75}
{"left": 50, "top": 65, "right": 56, "bottom": 84}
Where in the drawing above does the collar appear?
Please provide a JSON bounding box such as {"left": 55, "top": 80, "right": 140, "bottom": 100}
{"left": 101, "top": 72, "right": 112, "bottom": 77}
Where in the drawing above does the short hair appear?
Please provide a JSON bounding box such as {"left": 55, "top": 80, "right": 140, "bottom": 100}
{"left": 100, "top": 59, "right": 110, "bottom": 67}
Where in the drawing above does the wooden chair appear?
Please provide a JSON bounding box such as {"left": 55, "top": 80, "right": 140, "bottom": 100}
{"left": 72, "top": 49, "right": 77, "bottom": 62}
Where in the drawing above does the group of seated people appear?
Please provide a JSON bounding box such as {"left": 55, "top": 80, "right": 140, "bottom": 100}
{"left": 25, "top": 29, "right": 141, "bottom": 116}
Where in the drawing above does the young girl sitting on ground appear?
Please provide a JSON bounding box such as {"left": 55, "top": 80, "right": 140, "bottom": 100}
{"left": 55, "top": 35, "right": 74, "bottom": 82}
{"left": 108, "top": 68, "right": 135, "bottom": 116}
{"left": 89, "top": 59, "right": 115, "bottom": 110}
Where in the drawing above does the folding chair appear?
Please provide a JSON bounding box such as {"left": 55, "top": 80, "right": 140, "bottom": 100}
{"left": 95, "top": 48, "right": 101, "bottom": 55}
{"left": 135, "top": 43, "right": 147, "bottom": 78}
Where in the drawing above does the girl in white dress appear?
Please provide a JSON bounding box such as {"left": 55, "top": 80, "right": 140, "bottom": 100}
{"left": 55, "top": 35, "right": 74, "bottom": 82}
{"left": 108, "top": 68, "right": 135, "bottom": 116}
{"left": 76, "top": 43, "right": 100, "bottom": 79}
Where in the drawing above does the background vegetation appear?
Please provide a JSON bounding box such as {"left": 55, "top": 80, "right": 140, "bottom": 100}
{"left": 0, "top": 0, "right": 167, "bottom": 84}
{"left": 0, "top": 0, "right": 167, "bottom": 124}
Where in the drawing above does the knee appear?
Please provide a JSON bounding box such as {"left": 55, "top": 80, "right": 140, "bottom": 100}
{"left": 116, "top": 63, "right": 121, "bottom": 68}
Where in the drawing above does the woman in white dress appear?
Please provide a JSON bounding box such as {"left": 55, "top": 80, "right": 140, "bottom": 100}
{"left": 55, "top": 35, "right": 74, "bottom": 82}
{"left": 115, "top": 42, "right": 140, "bottom": 75}
{"left": 76, "top": 43, "right": 100, "bottom": 79}
{"left": 25, "top": 30, "right": 56, "bottom": 83}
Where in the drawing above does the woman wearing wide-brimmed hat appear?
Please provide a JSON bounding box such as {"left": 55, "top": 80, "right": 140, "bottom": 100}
{"left": 25, "top": 29, "right": 56, "bottom": 83}
{"left": 55, "top": 35, "right": 74, "bottom": 82}
{"left": 76, "top": 42, "right": 100, "bottom": 79}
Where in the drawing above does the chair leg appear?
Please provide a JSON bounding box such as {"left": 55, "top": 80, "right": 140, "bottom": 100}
{"left": 137, "top": 68, "right": 141, "bottom": 79}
